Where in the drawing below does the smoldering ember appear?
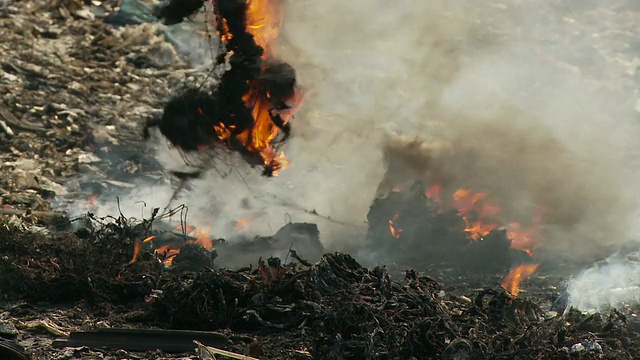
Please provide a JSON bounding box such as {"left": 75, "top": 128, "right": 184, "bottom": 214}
{"left": 2, "top": 1, "right": 640, "bottom": 360}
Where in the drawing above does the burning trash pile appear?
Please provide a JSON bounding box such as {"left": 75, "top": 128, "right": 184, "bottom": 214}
{"left": 363, "top": 142, "right": 546, "bottom": 299}
{"left": 2, "top": 214, "right": 640, "bottom": 359}
{"left": 3, "top": 0, "right": 640, "bottom": 359}
{"left": 145, "top": 0, "right": 302, "bottom": 177}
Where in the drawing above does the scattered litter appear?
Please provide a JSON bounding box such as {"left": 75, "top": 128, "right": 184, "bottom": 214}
{"left": 18, "top": 319, "right": 70, "bottom": 337}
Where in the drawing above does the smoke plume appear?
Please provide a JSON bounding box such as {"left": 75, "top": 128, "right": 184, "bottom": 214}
{"left": 87, "top": 0, "right": 640, "bottom": 265}
{"left": 274, "top": 0, "right": 640, "bottom": 260}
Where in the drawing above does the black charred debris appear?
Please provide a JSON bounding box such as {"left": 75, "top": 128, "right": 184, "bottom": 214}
{"left": 364, "top": 180, "right": 526, "bottom": 274}
{"left": 1, "top": 214, "right": 640, "bottom": 359}
{"left": 145, "top": 0, "right": 297, "bottom": 177}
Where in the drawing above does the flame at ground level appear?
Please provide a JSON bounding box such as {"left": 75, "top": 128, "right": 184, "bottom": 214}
{"left": 500, "top": 263, "right": 539, "bottom": 298}
{"left": 415, "top": 183, "right": 544, "bottom": 295}
{"left": 128, "top": 225, "right": 213, "bottom": 268}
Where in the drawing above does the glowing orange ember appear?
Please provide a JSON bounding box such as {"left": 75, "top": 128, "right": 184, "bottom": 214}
{"left": 500, "top": 263, "right": 539, "bottom": 298}
{"left": 388, "top": 214, "right": 403, "bottom": 239}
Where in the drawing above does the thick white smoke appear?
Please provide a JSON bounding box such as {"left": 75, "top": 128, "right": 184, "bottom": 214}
{"left": 85, "top": 1, "right": 640, "bottom": 265}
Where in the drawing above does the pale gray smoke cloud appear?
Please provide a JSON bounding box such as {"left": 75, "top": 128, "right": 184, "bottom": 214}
{"left": 86, "top": 1, "right": 640, "bottom": 263}
{"left": 567, "top": 254, "right": 640, "bottom": 312}
{"left": 277, "top": 0, "right": 640, "bottom": 258}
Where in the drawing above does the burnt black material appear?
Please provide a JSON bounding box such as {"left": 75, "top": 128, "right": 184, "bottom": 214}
{"left": 153, "top": 0, "right": 206, "bottom": 25}
{"left": 147, "top": 0, "right": 298, "bottom": 176}
{"left": 364, "top": 181, "right": 517, "bottom": 273}
{"left": 157, "top": 89, "right": 222, "bottom": 151}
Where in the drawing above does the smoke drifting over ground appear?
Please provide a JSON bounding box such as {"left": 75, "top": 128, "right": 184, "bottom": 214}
{"left": 276, "top": 0, "right": 640, "bottom": 260}
{"left": 568, "top": 254, "right": 640, "bottom": 311}
{"left": 90, "top": 1, "right": 640, "bottom": 264}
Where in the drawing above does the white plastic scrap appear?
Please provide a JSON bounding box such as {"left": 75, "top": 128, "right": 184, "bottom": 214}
{"left": 570, "top": 339, "right": 602, "bottom": 355}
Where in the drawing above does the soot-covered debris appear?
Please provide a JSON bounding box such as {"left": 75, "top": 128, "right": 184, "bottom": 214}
{"left": 364, "top": 181, "right": 525, "bottom": 274}
{"left": 2, "top": 217, "right": 640, "bottom": 359}
{"left": 146, "top": 0, "right": 299, "bottom": 177}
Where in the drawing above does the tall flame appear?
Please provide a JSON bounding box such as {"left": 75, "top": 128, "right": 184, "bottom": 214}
{"left": 217, "top": 0, "right": 300, "bottom": 176}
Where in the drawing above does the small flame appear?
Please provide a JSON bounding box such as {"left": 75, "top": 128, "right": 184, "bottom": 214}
{"left": 82, "top": 194, "right": 100, "bottom": 212}
{"left": 462, "top": 218, "right": 497, "bottom": 240}
{"left": 128, "top": 224, "right": 213, "bottom": 267}
{"left": 234, "top": 217, "right": 251, "bottom": 233}
{"left": 500, "top": 263, "right": 539, "bottom": 298}
{"left": 388, "top": 214, "right": 403, "bottom": 239}
{"left": 451, "top": 188, "right": 501, "bottom": 240}
{"left": 179, "top": 223, "right": 213, "bottom": 251}
{"left": 506, "top": 223, "right": 538, "bottom": 256}
{"left": 506, "top": 206, "right": 545, "bottom": 255}
{"left": 155, "top": 245, "right": 181, "bottom": 267}
{"left": 425, "top": 184, "right": 441, "bottom": 203}
{"left": 87, "top": 194, "right": 98, "bottom": 206}
{"left": 128, "top": 235, "right": 156, "bottom": 264}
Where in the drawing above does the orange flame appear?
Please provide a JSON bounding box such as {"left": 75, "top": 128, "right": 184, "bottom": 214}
{"left": 81, "top": 194, "right": 100, "bottom": 212}
{"left": 128, "top": 235, "right": 156, "bottom": 264}
{"left": 128, "top": 224, "right": 213, "bottom": 267}
{"left": 506, "top": 206, "right": 545, "bottom": 255}
{"left": 462, "top": 218, "right": 497, "bottom": 240}
{"left": 388, "top": 183, "right": 545, "bottom": 295}
{"left": 506, "top": 223, "right": 539, "bottom": 256}
{"left": 212, "top": 0, "right": 300, "bottom": 176}
{"left": 234, "top": 217, "right": 251, "bottom": 233}
{"left": 451, "top": 188, "right": 502, "bottom": 240}
{"left": 180, "top": 223, "right": 213, "bottom": 251}
{"left": 245, "top": 0, "right": 284, "bottom": 58}
{"left": 500, "top": 263, "right": 539, "bottom": 298}
{"left": 388, "top": 214, "right": 403, "bottom": 239}
{"left": 425, "top": 184, "right": 442, "bottom": 203}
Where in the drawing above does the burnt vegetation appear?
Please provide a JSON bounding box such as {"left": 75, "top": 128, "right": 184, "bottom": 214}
{"left": 2, "top": 217, "right": 640, "bottom": 359}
